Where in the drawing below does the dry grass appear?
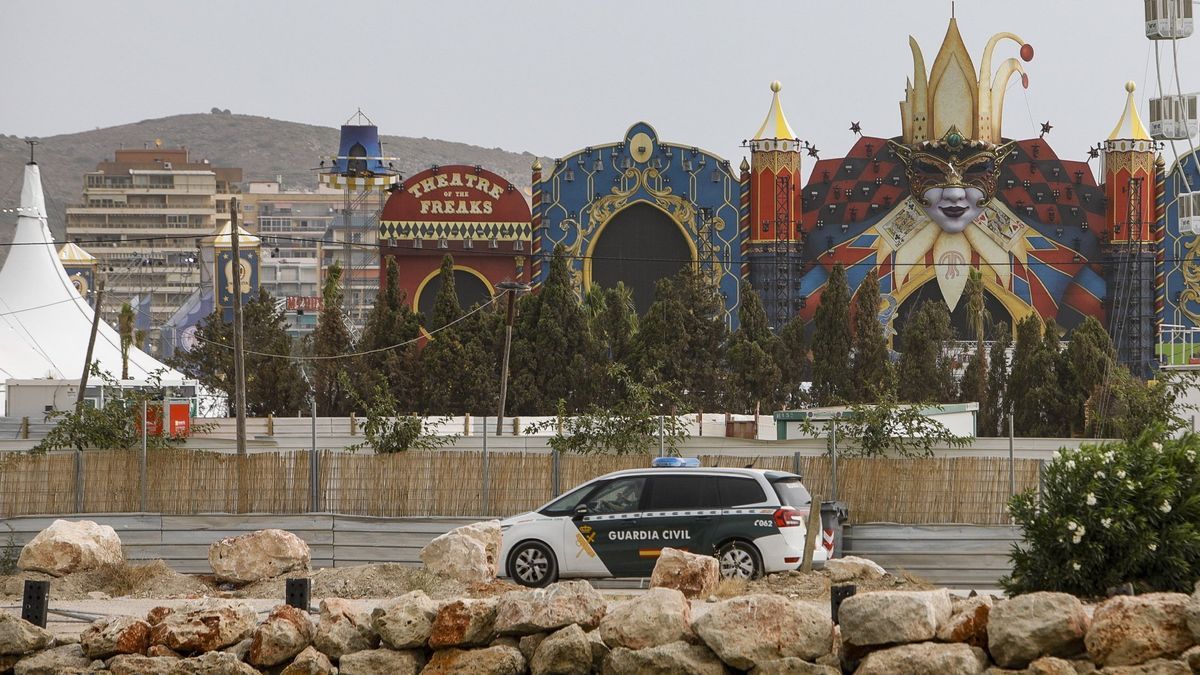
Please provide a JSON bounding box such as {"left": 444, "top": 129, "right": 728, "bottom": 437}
{"left": 712, "top": 578, "right": 750, "bottom": 598}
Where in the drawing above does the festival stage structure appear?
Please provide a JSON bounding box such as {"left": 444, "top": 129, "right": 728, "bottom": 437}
{"left": 378, "top": 165, "right": 531, "bottom": 321}
{"left": 0, "top": 158, "right": 191, "bottom": 413}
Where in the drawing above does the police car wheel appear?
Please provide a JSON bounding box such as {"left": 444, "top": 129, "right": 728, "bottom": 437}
{"left": 507, "top": 541, "right": 558, "bottom": 588}
{"left": 717, "top": 541, "right": 762, "bottom": 581}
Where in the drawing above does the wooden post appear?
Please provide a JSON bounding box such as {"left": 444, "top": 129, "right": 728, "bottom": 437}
{"left": 801, "top": 493, "right": 823, "bottom": 573}
{"left": 463, "top": 413, "right": 471, "bottom": 436}
{"left": 266, "top": 414, "right": 274, "bottom": 436}
{"left": 349, "top": 412, "right": 357, "bottom": 436}
{"left": 19, "top": 417, "right": 28, "bottom": 440}
{"left": 230, "top": 200, "right": 247, "bottom": 457}
{"left": 74, "top": 281, "right": 104, "bottom": 416}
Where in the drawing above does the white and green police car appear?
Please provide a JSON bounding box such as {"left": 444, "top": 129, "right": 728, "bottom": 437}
{"left": 499, "top": 457, "right": 825, "bottom": 587}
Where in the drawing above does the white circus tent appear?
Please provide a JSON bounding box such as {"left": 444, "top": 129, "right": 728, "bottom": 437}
{"left": 0, "top": 161, "right": 188, "bottom": 414}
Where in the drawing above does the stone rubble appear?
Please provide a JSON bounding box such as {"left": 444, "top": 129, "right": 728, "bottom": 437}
{"left": 16, "top": 519, "right": 124, "bottom": 577}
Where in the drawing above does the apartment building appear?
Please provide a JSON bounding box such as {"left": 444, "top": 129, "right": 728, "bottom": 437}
{"left": 65, "top": 147, "right": 241, "bottom": 352}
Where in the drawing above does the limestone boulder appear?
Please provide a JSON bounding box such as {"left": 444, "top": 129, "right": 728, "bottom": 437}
{"left": 531, "top": 624, "right": 591, "bottom": 675}
{"left": 12, "top": 644, "right": 92, "bottom": 675}
{"left": 1024, "top": 656, "right": 1086, "bottom": 674}
{"left": 519, "top": 633, "right": 547, "bottom": 662}
{"left": 419, "top": 521, "right": 501, "bottom": 583}
{"left": 107, "top": 654, "right": 179, "bottom": 675}
{"left": 208, "top": 528, "right": 310, "bottom": 584}
{"left": 649, "top": 548, "right": 720, "bottom": 599}
{"left": 222, "top": 638, "right": 250, "bottom": 662}
{"left": 148, "top": 599, "right": 257, "bottom": 653}
{"left": 168, "top": 651, "right": 260, "bottom": 674}
{"left": 1186, "top": 584, "right": 1200, "bottom": 642}
{"left": 280, "top": 645, "right": 334, "bottom": 675}
{"left": 692, "top": 594, "right": 832, "bottom": 669}
{"left": 838, "top": 589, "right": 952, "bottom": 648}
{"left": 249, "top": 604, "right": 314, "bottom": 667}
{"left": 80, "top": 615, "right": 151, "bottom": 659}
{"left": 938, "top": 595, "right": 993, "bottom": 648}
{"left": 16, "top": 519, "right": 123, "bottom": 577}
{"left": 1093, "top": 659, "right": 1191, "bottom": 674}
{"left": 422, "top": 645, "right": 526, "bottom": 675}
{"left": 313, "top": 598, "right": 378, "bottom": 661}
{"left": 0, "top": 613, "right": 54, "bottom": 656}
{"left": 824, "top": 556, "right": 888, "bottom": 583}
{"left": 750, "top": 657, "right": 839, "bottom": 674}
{"left": 602, "top": 641, "right": 728, "bottom": 674}
{"left": 337, "top": 647, "right": 425, "bottom": 675}
{"left": 854, "top": 642, "right": 989, "bottom": 675}
{"left": 371, "top": 590, "right": 438, "bottom": 649}
{"left": 586, "top": 629, "right": 609, "bottom": 671}
{"left": 600, "top": 587, "right": 692, "bottom": 650}
{"left": 146, "top": 606, "right": 173, "bottom": 626}
{"left": 1181, "top": 645, "right": 1200, "bottom": 671}
{"left": 1084, "top": 593, "right": 1195, "bottom": 667}
{"left": 146, "top": 645, "right": 181, "bottom": 658}
{"left": 428, "top": 598, "right": 498, "bottom": 648}
{"left": 494, "top": 580, "right": 607, "bottom": 635}
{"left": 988, "top": 592, "right": 1089, "bottom": 668}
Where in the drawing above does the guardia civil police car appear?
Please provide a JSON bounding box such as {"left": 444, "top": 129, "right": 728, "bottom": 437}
{"left": 499, "top": 458, "right": 825, "bottom": 587}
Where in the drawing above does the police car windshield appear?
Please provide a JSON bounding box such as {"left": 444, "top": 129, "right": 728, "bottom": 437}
{"left": 771, "top": 477, "right": 812, "bottom": 507}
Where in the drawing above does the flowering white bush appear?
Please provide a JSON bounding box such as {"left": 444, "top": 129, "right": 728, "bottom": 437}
{"left": 1004, "top": 429, "right": 1200, "bottom": 596}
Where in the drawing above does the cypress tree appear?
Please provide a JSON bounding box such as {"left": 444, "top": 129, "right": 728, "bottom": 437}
{"left": 981, "top": 322, "right": 1011, "bottom": 437}
{"left": 850, "top": 269, "right": 893, "bottom": 402}
{"left": 811, "top": 263, "right": 853, "bottom": 406}
{"left": 726, "top": 283, "right": 783, "bottom": 413}
{"left": 896, "top": 300, "right": 957, "bottom": 403}
{"left": 774, "top": 315, "right": 810, "bottom": 408}
{"left": 1062, "top": 316, "right": 1114, "bottom": 436}
{"left": 504, "top": 291, "right": 544, "bottom": 415}
{"left": 631, "top": 265, "right": 728, "bottom": 411}
{"left": 118, "top": 302, "right": 135, "bottom": 380}
{"left": 311, "top": 262, "right": 354, "bottom": 415}
{"left": 1009, "top": 314, "right": 1065, "bottom": 436}
{"left": 357, "top": 258, "right": 422, "bottom": 411}
{"left": 958, "top": 269, "right": 989, "bottom": 409}
{"left": 174, "top": 288, "right": 307, "bottom": 416}
{"left": 418, "top": 255, "right": 467, "bottom": 414}
{"left": 527, "top": 246, "right": 594, "bottom": 412}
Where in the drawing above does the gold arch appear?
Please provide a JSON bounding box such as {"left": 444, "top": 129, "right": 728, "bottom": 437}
{"left": 581, "top": 199, "right": 700, "bottom": 294}
{"left": 413, "top": 264, "right": 496, "bottom": 339}
{"left": 888, "top": 263, "right": 1032, "bottom": 340}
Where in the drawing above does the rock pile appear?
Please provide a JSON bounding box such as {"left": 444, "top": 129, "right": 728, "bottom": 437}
{"left": 1, "top": 577, "right": 1199, "bottom": 673}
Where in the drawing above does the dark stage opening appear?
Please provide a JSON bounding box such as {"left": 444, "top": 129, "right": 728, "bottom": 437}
{"left": 892, "top": 281, "right": 1014, "bottom": 351}
{"left": 591, "top": 202, "right": 692, "bottom": 315}
{"left": 416, "top": 269, "right": 492, "bottom": 323}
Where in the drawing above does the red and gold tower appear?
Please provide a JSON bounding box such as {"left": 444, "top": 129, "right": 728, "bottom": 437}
{"left": 747, "top": 81, "right": 804, "bottom": 328}
{"left": 1101, "top": 81, "right": 1159, "bottom": 377}
{"left": 1103, "top": 81, "right": 1157, "bottom": 243}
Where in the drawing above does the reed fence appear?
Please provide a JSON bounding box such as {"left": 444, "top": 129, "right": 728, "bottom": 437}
{"left": 0, "top": 449, "right": 1040, "bottom": 525}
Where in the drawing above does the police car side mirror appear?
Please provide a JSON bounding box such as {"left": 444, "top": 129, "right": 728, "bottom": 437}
{"left": 572, "top": 504, "right": 589, "bottom": 520}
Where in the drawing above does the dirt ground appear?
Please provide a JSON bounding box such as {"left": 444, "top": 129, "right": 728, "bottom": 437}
{"left": 0, "top": 559, "right": 925, "bottom": 604}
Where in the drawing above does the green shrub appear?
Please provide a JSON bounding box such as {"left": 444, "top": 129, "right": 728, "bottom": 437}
{"left": 1003, "top": 429, "right": 1200, "bottom": 596}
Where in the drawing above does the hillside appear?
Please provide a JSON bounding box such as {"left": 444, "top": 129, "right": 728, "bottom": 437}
{"left": 0, "top": 112, "right": 542, "bottom": 245}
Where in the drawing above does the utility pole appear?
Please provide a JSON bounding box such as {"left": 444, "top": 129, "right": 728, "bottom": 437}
{"left": 230, "top": 199, "right": 247, "bottom": 456}
{"left": 495, "top": 281, "right": 531, "bottom": 436}
{"left": 74, "top": 282, "right": 104, "bottom": 416}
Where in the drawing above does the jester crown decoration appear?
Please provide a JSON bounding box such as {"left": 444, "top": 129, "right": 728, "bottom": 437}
{"left": 888, "top": 18, "right": 1035, "bottom": 234}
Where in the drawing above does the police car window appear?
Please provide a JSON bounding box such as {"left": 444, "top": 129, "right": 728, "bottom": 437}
{"left": 584, "top": 477, "right": 646, "bottom": 514}
{"left": 645, "top": 475, "right": 719, "bottom": 511}
{"left": 771, "top": 477, "right": 812, "bottom": 507}
{"left": 541, "top": 482, "right": 598, "bottom": 515}
{"left": 717, "top": 477, "right": 767, "bottom": 507}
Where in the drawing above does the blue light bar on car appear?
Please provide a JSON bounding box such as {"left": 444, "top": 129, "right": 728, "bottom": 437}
{"left": 650, "top": 457, "right": 701, "bottom": 468}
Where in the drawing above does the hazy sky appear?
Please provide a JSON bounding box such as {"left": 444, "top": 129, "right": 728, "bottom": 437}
{"left": 4, "top": 0, "right": 1197, "bottom": 176}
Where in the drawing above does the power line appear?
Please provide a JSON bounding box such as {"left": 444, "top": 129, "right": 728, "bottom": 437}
{"left": 190, "top": 292, "right": 500, "bottom": 361}
{"left": 3, "top": 231, "right": 1191, "bottom": 269}
{"left": 0, "top": 296, "right": 85, "bottom": 317}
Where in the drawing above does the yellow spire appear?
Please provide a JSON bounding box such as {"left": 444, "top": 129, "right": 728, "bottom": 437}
{"left": 1108, "top": 81, "right": 1151, "bottom": 141}
{"left": 753, "top": 81, "right": 798, "bottom": 141}
{"left": 57, "top": 242, "right": 96, "bottom": 263}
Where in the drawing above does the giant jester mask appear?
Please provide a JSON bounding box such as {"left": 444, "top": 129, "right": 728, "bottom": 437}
{"left": 889, "top": 127, "right": 1016, "bottom": 233}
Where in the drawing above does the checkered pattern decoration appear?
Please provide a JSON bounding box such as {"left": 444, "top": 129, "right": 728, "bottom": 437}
{"left": 379, "top": 220, "right": 532, "bottom": 241}
{"left": 320, "top": 174, "right": 399, "bottom": 190}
